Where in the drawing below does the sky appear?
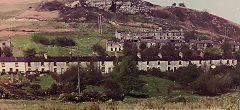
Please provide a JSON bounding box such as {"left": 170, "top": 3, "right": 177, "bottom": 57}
{"left": 145, "top": 0, "right": 240, "bottom": 24}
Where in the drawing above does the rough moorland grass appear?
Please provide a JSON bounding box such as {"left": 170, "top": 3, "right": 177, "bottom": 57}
{"left": 0, "top": 92, "right": 238, "bottom": 110}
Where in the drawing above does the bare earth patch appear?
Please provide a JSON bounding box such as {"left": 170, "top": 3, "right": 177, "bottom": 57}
{"left": 17, "top": 10, "right": 59, "bottom": 20}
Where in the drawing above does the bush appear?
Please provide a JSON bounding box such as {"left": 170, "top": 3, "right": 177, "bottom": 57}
{"left": 32, "top": 35, "right": 50, "bottom": 45}
{"left": 24, "top": 48, "right": 37, "bottom": 57}
{"left": 54, "top": 37, "right": 76, "bottom": 47}
{"left": 58, "top": 92, "right": 110, "bottom": 102}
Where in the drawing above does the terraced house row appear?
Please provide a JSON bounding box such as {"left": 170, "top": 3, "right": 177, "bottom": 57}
{"left": 0, "top": 54, "right": 237, "bottom": 74}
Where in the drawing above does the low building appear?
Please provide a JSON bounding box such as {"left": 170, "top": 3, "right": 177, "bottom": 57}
{"left": 115, "top": 29, "right": 185, "bottom": 41}
{"left": 189, "top": 40, "right": 221, "bottom": 50}
{"left": 138, "top": 39, "right": 185, "bottom": 49}
{"left": 106, "top": 40, "right": 124, "bottom": 52}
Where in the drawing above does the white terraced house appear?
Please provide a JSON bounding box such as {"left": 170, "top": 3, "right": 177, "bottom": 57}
{"left": 106, "top": 40, "right": 124, "bottom": 52}
{"left": 0, "top": 54, "right": 237, "bottom": 74}
{"left": 115, "top": 30, "right": 185, "bottom": 41}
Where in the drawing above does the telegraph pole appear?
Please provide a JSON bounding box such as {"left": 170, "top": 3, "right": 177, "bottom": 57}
{"left": 98, "top": 14, "right": 103, "bottom": 34}
{"left": 77, "top": 37, "right": 81, "bottom": 94}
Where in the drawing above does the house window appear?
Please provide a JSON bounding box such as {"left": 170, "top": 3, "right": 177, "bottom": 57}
{"left": 168, "top": 61, "right": 171, "bottom": 65}
{"left": 147, "top": 67, "right": 149, "bottom": 70}
{"left": 28, "top": 68, "right": 31, "bottom": 71}
{"left": 2, "top": 69, "right": 5, "bottom": 73}
{"left": 232, "top": 60, "right": 234, "bottom": 64}
{"left": 147, "top": 61, "right": 149, "bottom": 65}
{"left": 54, "top": 68, "right": 57, "bottom": 73}
{"left": 189, "top": 61, "right": 192, "bottom": 64}
{"left": 1, "top": 63, "right": 5, "bottom": 67}
{"left": 66, "top": 61, "right": 69, "bottom": 66}
{"left": 179, "top": 61, "right": 182, "bottom": 65}
{"left": 115, "top": 48, "right": 117, "bottom": 51}
{"left": 2, "top": 43, "right": 5, "bottom": 46}
{"left": 108, "top": 67, "right": 111, "bottom": 72}
{"left": 227, "top": 60, "right": 229, "bottom": 64}
{"left": 158, "top": 61, "right": 160, "bottom": 65}
{"left": 28, "top": 62, "right": 31, "bottom": 67}
{"left": 200, "top": 60, "right": 202, "bottom": 64}
{"left": 54, "top": 62, "right": 57, "bottom": 66}
{"left": 158, "top": 67, "right": 160, "bottom": 69}
{"left": 15, "top": 63, "right": 19, "bottom": 67}
{"left": 9, "top": 68, "right": 13, "bottom": 72}
{"left": 16, "top": 69, "right": 19, "bottom": 73}
{"left": 42, "top": 68, "right": 44, "bottom": 72}
{"left": 168, "top": 67, "right": 171, "bottom": 71}
{"left": 102, "top": 67, "right": 105, "bottom": 73}
{"left": 41, "top": 62, "right": 44, "bottom": 66}
{"left": 101, "top": 61, "right": 105, "bottom": 65}
{"left": 111, "top": 48, "right": 113, "bottom": 51}
{"left": 210, "top": 60, "right": 212, "bottom": 64}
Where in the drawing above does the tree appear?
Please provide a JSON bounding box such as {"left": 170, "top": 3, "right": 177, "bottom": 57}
{"left": 123, "top": 42, "right": 138, "bottom": 58}
{"left": 221, "top": 41, "right": 232, "bottom": 56}
{"left": 180, "top": 44, "right": 193, "bottom": 58}
{"left": 191, "top": 71, "right": 232, "bottom": 95}
{"left": 54, "top": 37, "right": 76, "bottom": 47}
{"left": 3, "top": 46, "right": 13, "bottom": 57}
{"left": 104, "top": 57, "right": 145, "bottom": 97}
{"left": 204, "top": 47, "right": 222, "bottom": 58}
{"left": 141, "top": 47, "right": 159, "bottom": 58}
{"left": 24, "top": 48, "right": 37, "bottom": 57}
{"left": 161, "top": 44, "right": 179, "bottom": 58}
{"left": 92, "top": 44, "right": 107, "bottom": 56}
{"left": 139, "top": 43, "right": 147, "bottom": 50}
{"left": 176, "top": 64, "right": 202, "bottom": 86}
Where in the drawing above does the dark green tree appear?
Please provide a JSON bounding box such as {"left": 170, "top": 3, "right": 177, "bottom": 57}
{"left": 92, "top": 44, "right": 107, "bottom": 56}
{"left": 221, "top": 41, "right": 232, "bottom": 56}
{"left": 180, "top": 44, "right": 193, "bottom": 58}
{"left": 3, "top": 46, "right": 13, "bottom": 57}
{"left": 161, "top": 44, "right": 179, "bottom": 58}
{"left": 123, "top": 42, "right": 138, "bottom": 58}
{"left": 139, "top": 43, "right": 147, "bottom": 50}
{"left": 24, "top": 48, "right": 37, "bottom": 57}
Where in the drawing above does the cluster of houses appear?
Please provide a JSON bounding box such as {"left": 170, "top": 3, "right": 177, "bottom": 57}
{"left": 107, "top": 28, "right": 240, "bottom": 53}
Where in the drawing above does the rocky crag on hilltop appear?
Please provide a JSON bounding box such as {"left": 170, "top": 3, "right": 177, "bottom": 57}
{"left": 37, "top": 0, "right": 240, "bottom": 40}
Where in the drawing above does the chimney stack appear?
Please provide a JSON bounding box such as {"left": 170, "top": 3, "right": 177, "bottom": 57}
{"left": 69, "top": 52, "right": 72, "bottom": 59}
{"left": 179, "top": 52, "right": 183, "bottom": 58}
{"left": 200, "top": 51, "right": 204, "bottom": 58}
{"left": 44, "top": 53, "right": 48, "bottom": 59}
{"left": 158, "top": 52, "right": 162, "bottom": 58}
{"left": 137, "top": 52, "right": 141, "bottom": 59}
{"left": 115, "top": 52, "right": 119, "bottom": 58}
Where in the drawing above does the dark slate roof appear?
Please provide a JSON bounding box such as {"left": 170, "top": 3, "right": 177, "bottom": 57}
{"left": 140, "top": 39, "right": 170, "bottom": 43}
{"left": 0, "top": 56, "right": 236, "bottom": 62}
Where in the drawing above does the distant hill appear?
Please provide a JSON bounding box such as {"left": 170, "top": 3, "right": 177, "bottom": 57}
{"left": 37, "top": 0, "right": 240, "bottom": 40}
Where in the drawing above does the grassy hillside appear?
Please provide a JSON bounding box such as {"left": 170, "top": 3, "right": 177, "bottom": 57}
{"left": 11, "top": 23, "right": 115, "bottom": 57}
